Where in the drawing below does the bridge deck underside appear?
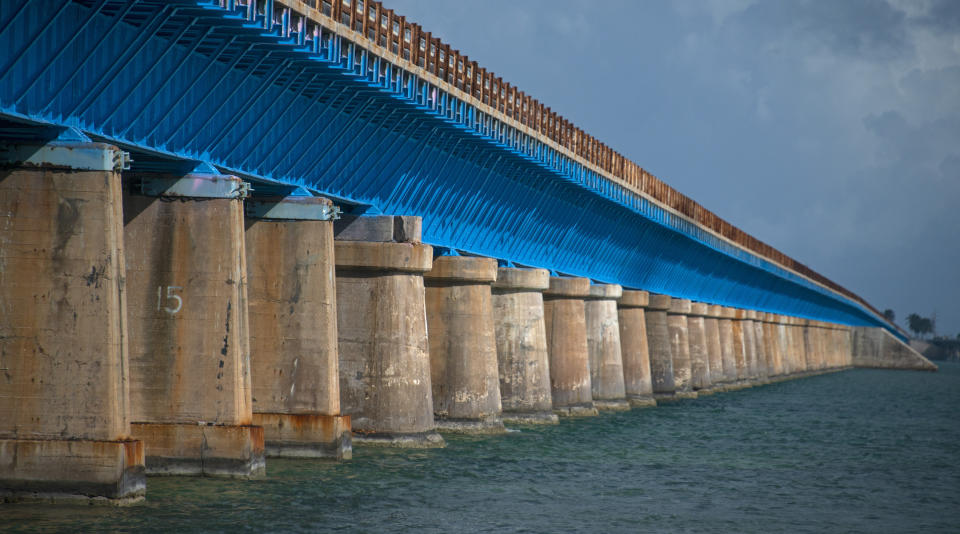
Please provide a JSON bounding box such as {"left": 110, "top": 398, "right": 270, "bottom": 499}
{"left": 0, "top": 0, "right": 893, "bottom": 335}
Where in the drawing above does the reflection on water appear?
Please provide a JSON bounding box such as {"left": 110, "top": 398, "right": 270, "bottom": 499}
{"left": 6, "top": 363, "right": 960, "bottom": 533}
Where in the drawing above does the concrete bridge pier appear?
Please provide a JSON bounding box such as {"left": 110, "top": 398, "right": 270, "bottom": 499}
{"left": 741, "top": 310, "right": 760, "bottom": 387}
{"left": 821, "top": 322, "right": 840, "bottom": 371}
{"left": 728, "top": 309, "right": 748, "bottom": 389}
{"left": 790, "top": 317, "right": 810, "bottom": 376}
{"left": 618, "top": 290, "right": 657, "bottom": 407}
{"left": 244, "top": 197, "right": 351, "bottom": 459}
{"left": 645, "top": 294, "right": 676, "bottom": 400}
{"left": 687, "top": 303, "right": 712, "bottom": 394}
{"left": 424, "top": 255, "right": 506, "bottom": 433}
{"left": 718, "top": 307, "right": 739, "bottom": 388}
{"left": 814, "top": 321, "right": 831, "bottom": 370}
{"left": 492, "top": 267, "right": 558, "bottom": 424}
{"left": 544, "top": 277, "right": 598, "bottom": 417}
{"left": 816, "top": 322, "right": 831, "bottom": 371}
{"left": 747, "top": 310, "right": 771, "bottom": 386}
{"left": 123, "top": 171, "right": 264, "bottom": 478}
{"left": 759, "top": 312, "right": 778, "bottom": 380}
{"left": 584, "top": 284, "right": 630, "bottom": 411}
{"left": 0, "top": 135, "right": 145, "bottom": 503}
{"left": 806, "top": 320, "right": 822, "bottom": 371}
{"left": 334, "top": 216, "right": 443, "bottom": 447}
{"left": 704, "top": 305, "right": 725, "bottom": 393}
{"left": 667, "top": 299, "right": 697, "bottom": 399}
{"left": 801, "top": 320, "right": 819, "bottom": 373}
{"left": 776, "top": 315, "right": 793, "bottom": 378}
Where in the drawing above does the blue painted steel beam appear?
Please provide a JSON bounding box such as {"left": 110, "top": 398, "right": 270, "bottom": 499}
{"left": 0, "top": 0, "right": 901, "bottom": 339}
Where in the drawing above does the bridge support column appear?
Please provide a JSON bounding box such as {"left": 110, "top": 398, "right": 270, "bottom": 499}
{"left": 762, "top": 313, "right": 782, "bottom": 379}
{"left": 645, "top": 294, "right": 676, "bottom": 400}
{"left": 717, "top": 307, "right": 738, "bottom": 388}
{"left": 790, "top": 317, "right": 809, "bottom": 376}
{"left": 813, "top": 321, "right": 829, "bottom": 370}
{"left": 667, "top": 299, "right": 696, "bottom": 399}
{"left": 544, "top": 277, "right": 598, "bottom": 417}
{"left": 816, "top": 322, "right": 830, "bottom": 371}
{"left": 704, "top": 305, "right": 724, "bottom": 393}
{"left": 730, "top": 309, "right": 749, "bottom": 389}
{"left": 743, "top": 310, "right": 767, "bottom": 387}
{"left": 618, "top": 291, "right": 656, "bottom": 408}
{"left": 776, "top": 315, "right": 792, "bottom": 378}
{"left": 0, "top": 136, "right": 145, "bottom": 503}
{"left": 123, "top": 173, "right": 263, "bottom": 477}
{"left": 245, "top": 197, "right": 351, "bottom": 459}
{"left": 687, "top": 302, "right": 712, "bottom": 394}
{"left": 334, "top": 216, "right": 442, "bottom": 447}
{"left": 751, "top": 311, "right": 770, "bottom": 384}
{"left": 492, "top": 268, "right": 558, "bottom": 424}
{"left": 425, "top": 256, "right": 505, "bottom": 433}
{"left": 585, "top": 284, "right": 629, "bottom": 411}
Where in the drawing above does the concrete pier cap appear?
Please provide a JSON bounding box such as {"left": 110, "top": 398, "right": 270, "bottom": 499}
{"left": 123, "top": 170, "right": 265, "bottom": 478}
{"left": 334, "top": 215, "right": 444, "bottom": 448}
{"left": 618, "top": 290, "right": 657, "bottom": 408}
{"left": 585, "top": 283, "right": 630, "bottom": 411}
{"left": 666, "top": 298, "right": 697, "bottom": 399}
{"left": 543, "top": 276, "right": 598, "bottom": 417}
{"left": 644, "top": 293, "right": 676, "bottom": 399}
{"left": 0, "top": 133, "right": 146, "bottom": 503}
{"left": 245, "top": 196, "right": 352, "bottom": 460}
{"left": 492, "top": 267, "right": 558, "bottom": 424}
{"left": 424, "top": 255, "right": 506, "bottom": 434}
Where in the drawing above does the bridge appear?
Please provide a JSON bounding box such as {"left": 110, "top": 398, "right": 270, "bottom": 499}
{"left": 0, "top": 0, "right": 935, "bottom": 504}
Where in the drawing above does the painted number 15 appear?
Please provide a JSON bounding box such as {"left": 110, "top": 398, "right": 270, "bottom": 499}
{"left": 157, "top": 286, "right": 183, "bottom": 314}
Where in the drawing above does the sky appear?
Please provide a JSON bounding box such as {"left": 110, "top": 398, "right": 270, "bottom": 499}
{"left": 387, "top": 0, "right": 960, "bottom": 337}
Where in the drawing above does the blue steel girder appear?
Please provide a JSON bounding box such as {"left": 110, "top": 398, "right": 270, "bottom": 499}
{"left": 0, "top": 0, "right": 899, "bottom": 338}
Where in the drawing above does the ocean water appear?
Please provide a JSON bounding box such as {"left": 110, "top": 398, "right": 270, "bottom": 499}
{"left": 5, "top": 363, "right": 960, "bottom": 533}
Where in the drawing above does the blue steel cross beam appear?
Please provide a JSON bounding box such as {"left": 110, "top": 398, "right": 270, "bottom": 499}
{"left": 0, "top": 0, "right": 902, "bottom": 339}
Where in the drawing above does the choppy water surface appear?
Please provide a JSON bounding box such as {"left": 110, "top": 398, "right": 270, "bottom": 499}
{"left": 7, "top": 363, "right": 960, "bottom": 533}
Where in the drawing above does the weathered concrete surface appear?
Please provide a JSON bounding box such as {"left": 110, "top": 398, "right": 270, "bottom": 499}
{"left": 0, "top": 152, "right": 145, "bottom": 503}
{"left": 757, "top": 312, "right": 783, "bottom": 379}
{"left": 687, "top": 302, "right": 711, "bottom": 393}
{"left": 618, "top": 291, "right": 656, "bottom": 407}
{"left": 335, "top": 235, "right": 444, "bottom": 447}
{"left": 584, "top": 284, "right": 629, "bottom": 411}
{"left": 425, "top": 256, "right": 505, "bottom": 433}
{"left": 123, "top": 177, "right": 264, "bottom": 477}
{"left": 645, "top": 294, "right": 675, "bottom": 398}
{"left": 333, "top": 214, "right": 421, "bottom": 243}
{"left": 718, "top": 307, "right": 738, "bottom": 385}
{"left": 543, "top": 277, "right": 598, "bottom": 417}
{"left": 789, "top": 317, "right": 809, "bottom": 375}
{"left": 245, "top": 198, "right": 351, "bottom": 459}
{"left": 748, "top": 311, "right": 774, "bottom": 384}
{"left": 492, "top": 268, "right": 558, "bottom": 424}
{"left": 667, "top": 299, "right": 696, "bottom": 399}
{"left": 704, "top": 305, "right": 724, "bottom": 391}
{"left": 731, "top": 309, "right": 749, "bottom": 386}
{"left": 851, "top": 327, "right": 937, "bottom": 371}
{"left": 747, "top": 311, "right": 764, "bottom": 383}
{"left": 776, "top": 315, "right": 791, "bottom": 376}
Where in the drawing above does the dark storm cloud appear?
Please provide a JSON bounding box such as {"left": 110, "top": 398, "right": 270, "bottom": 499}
{"left": 732, "top": 0, "right": 912, "bottom": 61}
